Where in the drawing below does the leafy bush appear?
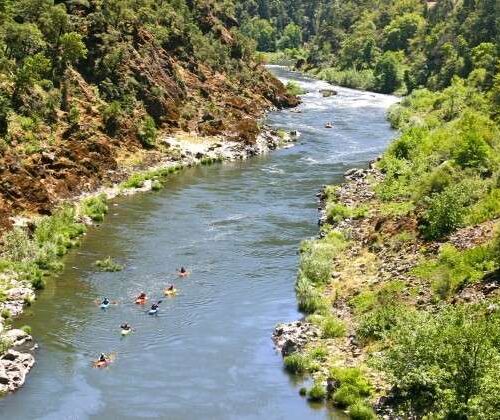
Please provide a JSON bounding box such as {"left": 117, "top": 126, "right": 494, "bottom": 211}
{"left": 349, "top": 402, "right": 377, "bottom": 420}
{"left": 314, "top": 68, "right": 376, "bottom": 91}
{"left": 286, "top": 81, "right": 306, "bottom": 96}
{"left": 380, "top": 304, "right": 500, "bottom": 418}
{"left": 137, "top": 115, "right": 157, "bottom": 148}
{"left": 333, "top": 384, "right": 362, "bottom": 408}
{"left": 81, "top": 194, "right": 108, "bottom": 222}
{"left": 283, "top": 353, "right": 308, "bottom": 374}
{"left": 308, "top": 381, "right": 327, "bottom": 401}
{"left": 413, "top": 243, "right": 497, "bottom": 299}
{"left": 321, "top": 316, "right": 346, "bottom": 338}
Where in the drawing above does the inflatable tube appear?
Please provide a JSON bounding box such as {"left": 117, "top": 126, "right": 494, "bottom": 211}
{"left": 164, "top": 289, "right": 177, "bottom": 297}
{"left": 121, "top": 329, "right": 131, "bottom": 336}
{"left": 100, "top": 303, "right": 109, "bottom": 309}
{"left": 135, "top": 298, "right": 147, "bottom": 305}
{"left": 148, "top": 309, "right": 158, "bottom": 315}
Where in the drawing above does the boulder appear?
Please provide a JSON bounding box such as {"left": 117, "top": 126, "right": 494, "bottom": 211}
{"left": 320, "top": 89, "right": 338, "bottom": 97}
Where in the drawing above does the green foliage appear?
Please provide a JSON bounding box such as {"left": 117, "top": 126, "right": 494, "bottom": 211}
{"left": 283, "top": 353, "right": 308, "bottom": 374}
{"left": 20, "top": 325, "right": 32, "bottom": 335}
{"left": 374, "top": 51, "right": 403, "bottom": 94}
{"left": 94, "top": 257, "right": 123, "bottom": 272}
{"left": 137, "top": 115, "right": 158, "bottom": 148}
{"left": 307, "top": 381, "right": 326, "bottom": 401}
{"left": 380, "top": 304, "right": 500, "bottom": 418}
{"left": 413, "top": 243, "right": 498, "bottom": 300}
{"left": 285, "top": 81, "right": 305, "bottom": 96}
{"left": 321, "top": 316, "right": 346, "bottom": 339}
{"left": 349, "top": 402, "right": 377, "bottom": 420}
{"left": 330, "top": 367, "right": 372, "bottom": 408}
{"left": 81, "top": 194, "right": 108, "bottom": 222}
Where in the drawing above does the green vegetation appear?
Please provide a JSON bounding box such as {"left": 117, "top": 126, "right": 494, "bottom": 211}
{"left": 120, "top": 165, "right": 182, "bottom": 190}
{"left": 0, "top": 206, "right": 87, "bottom": 289}
{"left": 308, "top": 381, "right": 327, "bottom": 402}
{"left": 414, "top": 243, "right": 498, "bottom": 300}
{"left": 330, "top": 367, "right": 372, "bottom": 409}
{"left": 381, "top": 304, "right": 500, "bottom": 418}
{"left": 285, "top": 81, "right": 306, "bottom": 96}
{"left": 20, "top": 325, "right": 32, "bottom": 335}
{"left": 349, "top": 402, "right": 377, "bottom": 420}
{"left": 94, "top": 257, "right": 123, "bottom": 273}
{"left": 378, "top": 81, "right": 499, "bottom": 240}
{"left": 237, "top": 0, "right": 498, "bottom": 94}
{"left": 81, "top": 195, "right": 108, "bottom": 222}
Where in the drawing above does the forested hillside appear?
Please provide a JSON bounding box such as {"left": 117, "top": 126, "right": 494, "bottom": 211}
{"left": 237, "top": 0, "right": 499, "bottom": 94}
{"left": 0, "top": 0, "right": 296, "bottom": 230}
{"left": 253, "top": 1, "right": 500, "bottom": 418}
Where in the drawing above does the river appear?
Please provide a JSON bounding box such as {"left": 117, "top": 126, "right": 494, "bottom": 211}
{"left": 0, "top": 67, "right": 396, "bottom": 419}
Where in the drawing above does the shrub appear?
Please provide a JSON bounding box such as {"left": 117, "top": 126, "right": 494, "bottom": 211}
{"left": 286, "top": 81, "right": 306, "bottom": 96}
{"left": 94, "top": 257, "right": 123, "bottom": 272}
{"left": 349, "top": 402, "right": 377, "bottom": 420}
{"left": 81, "top": 194, "right": 108, "bottom": 222}
{"left": 321, "top": 316, "right": 346, "bottom": 338}
{"left": 333, "top": 384, "right": 362, "bottom": 408}
{"left": 413, "top": 243, "right": 497, "bottom": 299}
{"left": 296, "top": 276, "right": 329, "bottom": 314}
{"left": 283, "top": 353, "right": 308, "bottom": 374}
{"left": 20, "top": 325, "right": 32, "bottom": 335}
{"left": 420, "top": 183, "right": 472, "bottom": 239}
{"left": 102, "top": 101, "right": 123, "bottom": 136}
{"left": 299, "top": 387, "right": 307, "bottom": 397}
{"left": 308, "top": 381, "right": 327, "bottom": 401}
{"left": 1, "top": 308, "right": 11, "bottom": 319}
{"left": 380, "top": 304, "right": 500, "bottom": 418}
{"left": 357, "top": 303, "right": 407, "bottom": 343}
{"left": 137, "top": 115, "right": 157, "bottom": 148}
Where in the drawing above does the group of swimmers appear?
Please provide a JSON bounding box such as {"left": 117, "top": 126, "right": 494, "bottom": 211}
{"left": 94, "top": 267, "right": 189, "bottom": 367}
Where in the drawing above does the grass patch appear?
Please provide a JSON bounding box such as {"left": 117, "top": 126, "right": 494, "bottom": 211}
{"left": 326, "top": 202, "right": 369, "bottom": 224}
{"left": 330, "top": 367, "right": 372, "bottom": 409}
{"left": 379, "top": 201, "right": 415, "bottom": 217}
{"left": 94, "top": 257, "right": 123, "bottom": 272}
{"left": 120, "top": 165, "right": 182, "bottom": 190}
{"left": 286, "top": 81, "right": 306, "bottom": 96}
{"left": 413, "top": 243, "right": 497, "bottom": 300}
{"left": 308, "top": 380, "right": 327, "bottom": 401}
{"left": 283, "top": 353, "right": 309, "bottom": 374}
{"left": 321, "top": 315, "right": 346, "bottom": 338}
{"left": 81, "top": 194, "right": 108, "bottom": 222}
{"left": 349, "top": 402, "right": 377, "bottom": 420}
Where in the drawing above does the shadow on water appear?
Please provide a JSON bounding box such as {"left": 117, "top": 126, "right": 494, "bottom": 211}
{"left": 0, "top": 67, "right": 396, "bottom": 419}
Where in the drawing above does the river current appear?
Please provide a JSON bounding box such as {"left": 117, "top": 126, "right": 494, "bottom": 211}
{"left": 0, "top": 67, "right": 396, "bottom": 419}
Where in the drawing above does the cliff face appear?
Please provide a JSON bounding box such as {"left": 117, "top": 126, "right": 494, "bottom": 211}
{"left": 0, "top": 0, "right": 297, "bottom": 231}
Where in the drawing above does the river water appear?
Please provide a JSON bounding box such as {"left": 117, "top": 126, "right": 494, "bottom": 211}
{"left": 0, "top": 67, "right": 396, "bottom": 419}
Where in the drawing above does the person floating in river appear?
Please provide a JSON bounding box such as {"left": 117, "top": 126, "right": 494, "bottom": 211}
{"left": 151, "top": 302, "right": 160, "bottom": 311}
{"left": 120, "top": 323, "right": 131, "bottom": 331}
{"left": 135, "top": 292, "right": 147, "bottom": 304}
{"left": 177, "top": 267, "right": 190, "bottom": 277}
{"left": 98, "top": 353, "right": 107, "bottom": 363}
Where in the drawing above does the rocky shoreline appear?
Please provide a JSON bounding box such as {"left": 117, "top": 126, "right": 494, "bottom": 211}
{"left": 0, "top": 126, "right": 297, "bottom": 395}
{"left": 272, "top": 163, "right": 499, "bottom": 417}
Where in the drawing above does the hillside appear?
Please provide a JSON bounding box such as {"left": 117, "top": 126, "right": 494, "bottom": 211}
{"left": 237, "top": 0, "right": 499, "bottom": 94}
{"left": 0, "top": 0, "right": 297, "bottom": 231}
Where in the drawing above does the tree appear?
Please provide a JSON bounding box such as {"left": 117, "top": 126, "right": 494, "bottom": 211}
{"left": 241, "top": 18, "right": 276, "bottom": 52}
{"left": 383, "top": 13, "right": 424, "bottom": 52}
{"left": 278, "top": 23, "right": 301, "bottom": 50}
{"left": 374, "top": 51, "right": 402, "bottom": 93}
{"left": 4, "top": 22, "right": 46, "bottom": 60}
{"left": 15, "top": 53, "right": 51, "bottom": 91}
{"left": 59, "top": 32, "right": 87, "bottom": 66}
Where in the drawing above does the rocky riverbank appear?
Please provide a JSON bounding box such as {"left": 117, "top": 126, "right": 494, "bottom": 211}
{"left": 0, "top": 125, "right": 297, "bottom": 394}
{"left": 273, "top": 164, "right": 499, "bottom": 418}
